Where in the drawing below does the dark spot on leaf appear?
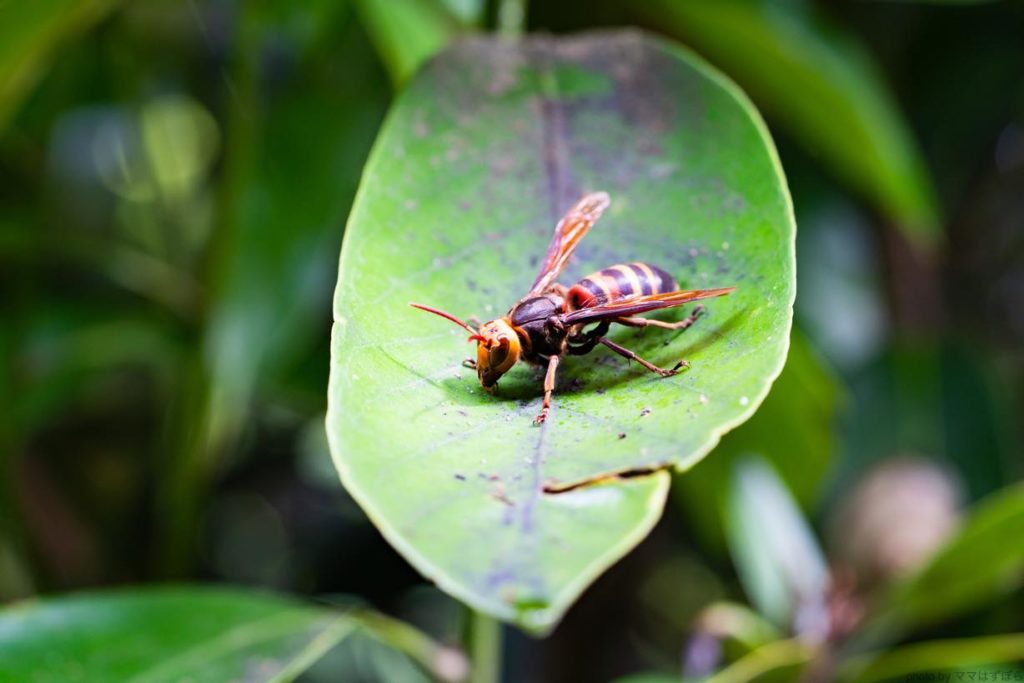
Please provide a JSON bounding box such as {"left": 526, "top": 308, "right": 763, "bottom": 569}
{"left": 640, "top": 407, "right": 652, "bottom": 417}
{"left": 618, "top": 432, "right": 626, "bottom": 439}
{"left": 454, "top": 473, "right": 466, "bottom": 481}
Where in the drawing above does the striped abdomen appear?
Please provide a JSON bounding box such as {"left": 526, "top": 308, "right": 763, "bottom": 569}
{"left": 567, "top": 262, "right": 678, "bottom": 310}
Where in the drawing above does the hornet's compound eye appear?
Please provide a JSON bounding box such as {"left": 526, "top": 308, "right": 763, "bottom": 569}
{"left": 475, "top": 321, "right": 521, "bottom": 388}
{"left": 488, "top": 336, "right": 511, "bottom": 368}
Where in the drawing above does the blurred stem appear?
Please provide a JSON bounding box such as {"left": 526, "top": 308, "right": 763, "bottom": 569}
{"left": 705, "top": 639, "right": 815, "bottom": 683}
{"left": 879, "top": 224, "right": 943, "bottom": 335}
{"left": 0, "top": 333, "right": 41, "bottom": 596}
{"left": 268, "top": 616, "right": 358, "bottom": 683}
{"left": 0, "top": 451, "right": 36, "bottom": 597}
{"left": 696, "top": 601, "right": 785, "bottom": 651}
{"left": 156, "top": 356, "right": 211, "bottom": 576}
{"left": 497, "top": 0, "right": 526, "bottom": 36}
{"left": 467, "top": 610, "right": 502, "bottom": 683}
{"left": 353, "top": 608, "right": 469, "bottom": 682}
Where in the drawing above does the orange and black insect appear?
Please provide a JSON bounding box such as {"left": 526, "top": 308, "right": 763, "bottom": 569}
{"left": 411, "top": 192, "right": 735, "bottom": 424}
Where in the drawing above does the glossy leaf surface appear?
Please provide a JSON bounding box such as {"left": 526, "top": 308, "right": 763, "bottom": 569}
{"left": 0, "top": 587, "right": 353, "bottom": 683}
{"left": 328, "top": 31, "right": 795, "bottom": 631}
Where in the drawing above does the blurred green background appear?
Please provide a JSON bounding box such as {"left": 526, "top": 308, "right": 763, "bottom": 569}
{"left": 1, "top": 1, "right": 1022, "bottom": 681}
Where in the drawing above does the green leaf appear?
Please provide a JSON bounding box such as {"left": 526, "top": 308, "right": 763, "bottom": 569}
{"left": 704, "top": 639, "right": 813, "bottom": 683}
{"left": 0, "top": 587, "right": 467, "bottom": 683}
{"left": 328, "top": 31, "right": 795, "bottom": 632}
{"left": 611, "top": 675, "right": 686, "bottom": 683}
{"left": 634, "top": 0, "right": 940, "bottom": 249}
{"left": 695, "top": 601, "right": 785, "bottom": 652}
{"left": 437, "top": 0, "right": 486, "bottom": 26}
{"left": 354, "top": 0, "right": 461, "bottom": 86}
{"left": 726, "top": 458, "right": 829, "bottom": 629}
{"left": 858, "top": 481, "right": 1024, "bottom": 645}
{"left": 675, "top": 331, "right": 841, "bottom": 554}
{"left": 0, "top": 0, "right": 118, "bottom": 131}
{"left": 838, "top": 634, "right": 1024, "bottom": 683}
{"left": 0, "top": 587, "right": 355, "bottom": 683}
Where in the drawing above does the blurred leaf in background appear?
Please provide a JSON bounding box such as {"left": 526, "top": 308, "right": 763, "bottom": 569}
{"left": 0, "top": 0, "right": 119, "bottom": 130}
{"left": 0, "top": 0, "right": 395, "bottom": 587}
{"left": 354, "top": 0, "right": 464, "bottom": 85}
{"left": 158, "top": 2, "right": 392, "bottom": 574}
{"left": 201, "top": 2, "right": 389, "bottom": 450}
{"left": 792, "top": 190, "right": 887, "bottom": 372}
{"left": 838, "top": 634, "right": 1024, "bottom": 683}
{"left": 632, "top": 0, "right": 941, "bottom": 249}
{"left": 675, "top": 331, "right": 842, "bottom": 555}
{"left": 0, "top": 586, "right": 468, "bottom": 683}
{"left": 726, "top": 457, "right": 829, "bottom": 637}
{"left": 0, "top": 587, "right": 356, "bottom": 682}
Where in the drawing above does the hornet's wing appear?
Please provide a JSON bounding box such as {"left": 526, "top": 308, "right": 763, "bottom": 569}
{"left": 560, "top": 287, "right": 736, "bottom": 327}
{"left": 526, "top": 191, "right": 610, "bottom": 298}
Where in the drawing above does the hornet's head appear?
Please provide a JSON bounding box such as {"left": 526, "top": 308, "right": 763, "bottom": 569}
{"left": 470, "top": 318, "right": 521, "bottom": 389}
{"left": 409, "top": 303, "right": 521, "bottom": 390}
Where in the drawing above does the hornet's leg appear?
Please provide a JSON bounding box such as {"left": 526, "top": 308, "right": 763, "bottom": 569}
{"left": 599, "top": 338, "right": 689, "bottom": 377}
{"left": 614, "top": 305, "right": 705, "bottom": 331}
{"left": 567, "top": 320, "right": 611, "bottom": 355}
{"left": 534, "top": 355, "right": 561, "bottom": 425}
